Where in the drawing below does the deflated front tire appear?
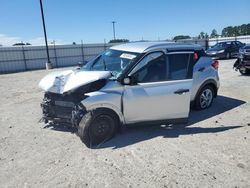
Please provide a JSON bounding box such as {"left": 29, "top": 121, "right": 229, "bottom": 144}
{"left": 77, "top": 109, "right": 118, "bottom": 147}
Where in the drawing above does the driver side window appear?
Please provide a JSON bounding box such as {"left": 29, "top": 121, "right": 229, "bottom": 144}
{"left": 131, "top": 52, "right": 167, "bottom": 83}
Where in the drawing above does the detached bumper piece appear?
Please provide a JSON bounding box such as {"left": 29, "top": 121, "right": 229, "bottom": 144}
{"left": 234, "top": 58, "right": 250, "bottom": 71}
{"left": 71, "top": 105, "right": 86, "bottom": 128}
{"left": 40, "top": 92, "right": 86, "bottom": 126}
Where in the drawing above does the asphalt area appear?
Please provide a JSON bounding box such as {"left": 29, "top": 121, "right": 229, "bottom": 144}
{"left": 0, "top": 59, "right": 249, "bottom": 187}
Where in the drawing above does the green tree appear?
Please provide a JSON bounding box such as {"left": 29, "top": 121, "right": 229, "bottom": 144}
{"left": 238, "top": 24, "right": 250, "bottom": 35}
{"left": 233, "top": 26, "right": 240, "bottom": 36}
{"left": 240, "top": 24, "right": 248, "bottom": 35}
{"left": 210, "top": 29, "right": 219, "bottom": 38}
{"left": 222, "top": 26, "right": 234, "bottom": 37}
{"left": 246, "top": 23, "right": 250, "bottom": 35}
{"left": 109, "top": 39, "right": 129, "bottom": 43}
{"left": 13, "top": 42, "right": 25, "bottom": 46}
{"left": 198, "top": 32, "right": 205, "bottom": 39}
{"left": 173, "top": 35, "right": 191, "bottom": 40}
{"left": 221, "top": 24, "right": 250, "bottom": 37}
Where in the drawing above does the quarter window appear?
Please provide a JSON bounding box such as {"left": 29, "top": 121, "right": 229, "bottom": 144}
{"left": 167, "top": 53, "right": 191, "bottom": 80}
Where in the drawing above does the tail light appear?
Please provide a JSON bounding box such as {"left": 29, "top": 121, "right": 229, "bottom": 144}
{"left": 211, "top": 60, "right": 219, "bottom": 69}
{"left": 193, "top": 52, "right": 199, "bottom": 61}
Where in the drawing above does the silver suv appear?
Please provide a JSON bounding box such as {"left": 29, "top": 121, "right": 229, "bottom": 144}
{"left": 39, "top": 42, "right": 220, "bottom": 147}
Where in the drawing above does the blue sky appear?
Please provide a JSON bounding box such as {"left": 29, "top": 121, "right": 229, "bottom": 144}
{"left": 0, "top": 0, "right": 250, "bottom": 46}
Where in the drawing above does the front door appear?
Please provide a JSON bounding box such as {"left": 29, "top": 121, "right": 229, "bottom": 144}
{"left": 123, "top": 51, "right": 194, "bottom": 124}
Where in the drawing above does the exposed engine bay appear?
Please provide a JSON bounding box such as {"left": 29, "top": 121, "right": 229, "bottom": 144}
{"left": 40, "top": 78, "right": 107, "bottom": 125}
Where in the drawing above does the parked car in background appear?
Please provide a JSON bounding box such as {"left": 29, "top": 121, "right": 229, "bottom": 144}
{"left": 206, "top": 41, "right": 245, "bottom": 59}
{"left": 39, "top": 42, "right": 220, "bottom": 147}
{"left": 233, "top": 44, "right": 250, "bottom": 75}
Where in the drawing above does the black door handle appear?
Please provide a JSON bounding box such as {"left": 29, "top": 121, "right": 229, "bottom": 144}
{"left": 174, "top": 89, "right": 190, "bottom": 95}
{"left": 198, "top": 67, "right": 205, "bottom": 72}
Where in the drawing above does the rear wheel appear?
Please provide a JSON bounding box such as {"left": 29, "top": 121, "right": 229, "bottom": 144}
{"left": 194, "top": 85, "right": 215, "bottom": 110}
{"left": 239, "top": 68, "right": 250, "bottom": 75}
{"left": 77, "top": 109, "right": 118, "bottom": 147}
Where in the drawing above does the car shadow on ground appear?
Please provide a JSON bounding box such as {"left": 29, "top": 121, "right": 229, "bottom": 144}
{"left": 97, "top": 95, "right": 246, "bottom": 149}
{"left": 42, "top": 95, "right": 246, "bottom": 149}
{"left": 238, "top": 73, "right": 250, "bottom": 77}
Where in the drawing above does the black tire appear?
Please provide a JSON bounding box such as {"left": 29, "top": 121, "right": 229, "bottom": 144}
{"left": 239, "top": 68, "right": 250, "bottom": 75}
{"left": 77, "top": 109, "right": 118, "bottom": 147}
{"left": 194, "top": 85, "right": 215, "bottom": 110}
{"left": 226, "top": 52, "right": 231, "bottom": 59}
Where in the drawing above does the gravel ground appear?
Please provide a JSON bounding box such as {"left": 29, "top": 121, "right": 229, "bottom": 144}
{"left": 0, "top": 59, "right": 249, "bottom": 188}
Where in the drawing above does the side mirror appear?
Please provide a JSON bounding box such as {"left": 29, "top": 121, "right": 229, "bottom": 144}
{"left": 76, "top": 61, "right": 88, "bottom": 70}
{"left": 78, "top": 61, "right": 88, "bottom": 67}
{"left": 123, "top": 77, "right": 131, "bottom": 85}
{"left": 78, "top": 61, "right": 84, "bottom": 68}
{"left": 122, "top": 75, "right": 138, "bottom": 85}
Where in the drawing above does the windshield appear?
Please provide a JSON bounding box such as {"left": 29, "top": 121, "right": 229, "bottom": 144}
{"left": 82, "top": 49, "right": 140, "bottom": 79}
{"left": 213, "top": 42, "right": 230, "bottom": 48}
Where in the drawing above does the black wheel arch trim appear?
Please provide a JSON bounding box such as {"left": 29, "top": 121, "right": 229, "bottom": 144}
{"left": 90, "top": 107, "right": 122, "bottom": 127}
{"left": 194, "top": 79, "right": 218, "bottom": 100}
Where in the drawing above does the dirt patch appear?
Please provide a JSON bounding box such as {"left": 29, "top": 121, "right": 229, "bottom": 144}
{"left": 0, "top": 60, "right": 249, "bottom": 187}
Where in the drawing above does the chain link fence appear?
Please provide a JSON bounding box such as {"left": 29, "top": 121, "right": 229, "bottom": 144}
{"left": 1, "top": 36, "right": 250, "bottom": 74}
{"left": 177, "top": 35, "right": 250, "bottom": 49}
{"left": 0, "top": 43, "right": 114, "bottom": 74}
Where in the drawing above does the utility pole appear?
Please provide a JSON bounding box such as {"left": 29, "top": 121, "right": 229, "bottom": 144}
{"left": 52, "top": 40, "right": 58, "bottom": 67}
{"left": 39, "top": 0, "right": 52, "bottom": 69}
{"left": 112, "top": 21, "right": 116, "bottom": 40}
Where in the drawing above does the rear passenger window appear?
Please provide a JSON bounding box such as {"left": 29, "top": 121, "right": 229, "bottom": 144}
{"left": 167, "top": 53, "right": 191, "bottom": 80}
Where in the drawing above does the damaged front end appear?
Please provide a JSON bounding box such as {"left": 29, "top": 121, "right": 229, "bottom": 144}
{"left": 233, "top": 58, "right": 249, "bottom": 74}
{"left": 233, "top": 59, "right": 243, "bottom": 71}
{"left": 39, "top": 70, "right": 111, "bottom": 126}
{"left": 40, "top": 91, "right": 87, "bottom": 125}
{"left": 233, "top": 48, "right": 250, "bottom": 74}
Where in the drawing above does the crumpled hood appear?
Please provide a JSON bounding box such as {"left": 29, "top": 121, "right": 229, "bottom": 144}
{"left": 39, "top": 70, "right": 112, "bottom": 94}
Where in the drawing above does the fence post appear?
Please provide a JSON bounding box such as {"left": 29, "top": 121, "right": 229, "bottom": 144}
{"left": 21, "top": 45, "right": 27, "bottom": 70}
{"left": 205, "top": 38, "right": 209, "bottom": 50}
{"left": 104, "top": 39, "right": 107, "bottom": 51}
{"left": 53, "top": 41, "right": 58, "bottom": 68}
{"left": 81, "top": 40, "right": 84, "bottom": 63}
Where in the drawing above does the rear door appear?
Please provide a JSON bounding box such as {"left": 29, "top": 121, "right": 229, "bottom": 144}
{"left": 123, "top": 51, "right": 194, "bottom": 124}
{"left": 230, "top": 41, "right": 239, "bottom": 56}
